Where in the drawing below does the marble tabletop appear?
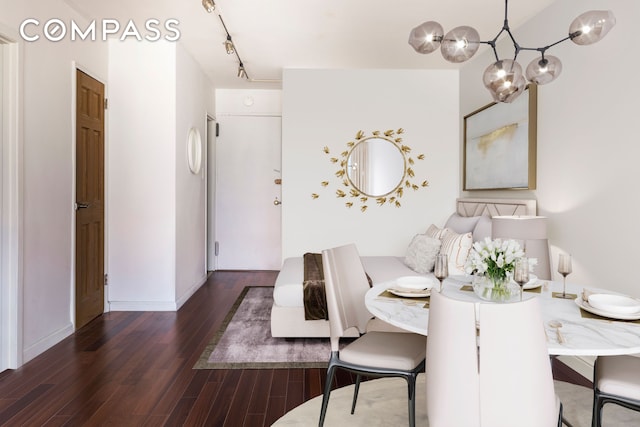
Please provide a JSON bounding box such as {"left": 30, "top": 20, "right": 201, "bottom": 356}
{"left": 365, "top": 277, "right": 640, "bottom": 356}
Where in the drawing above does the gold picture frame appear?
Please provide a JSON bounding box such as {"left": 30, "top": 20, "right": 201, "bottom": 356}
{"left": 463, "top": 84, "right": 537, "bottom": 191}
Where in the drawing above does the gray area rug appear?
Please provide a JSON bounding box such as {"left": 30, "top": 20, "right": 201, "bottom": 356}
{"left": 194, "top": 286, "right": 332, "bottom": 369}
{"left": 273, "top": 375, "right": 640, "bottom": 426}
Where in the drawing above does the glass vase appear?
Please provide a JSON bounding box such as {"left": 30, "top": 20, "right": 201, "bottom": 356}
{"left": 472, "top": 274, "right": 520, "bottom": 303}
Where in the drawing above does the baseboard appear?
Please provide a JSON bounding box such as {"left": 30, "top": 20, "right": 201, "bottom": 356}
{"left": 109, "top": 301, "right": 178, "bottom": 311}
{"left": 557, "top": 355, "right": 595, "bottom": 381}
{"left": 23, "top": 323, "right": 74, "bottom": 364}
{"left": 175, "top": 274, "right": 208, "bottom": 310}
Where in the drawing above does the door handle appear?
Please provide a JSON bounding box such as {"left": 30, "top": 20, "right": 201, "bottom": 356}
{"left": 76, "top": 202, "right": 90, "bottom": 210}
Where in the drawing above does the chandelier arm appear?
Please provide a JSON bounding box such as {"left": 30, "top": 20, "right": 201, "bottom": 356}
{"left": 504, "top": 27, "right": 522, "bottom": 62}
{"left": 517, "top": 34, "right": 574, "bottom": 57}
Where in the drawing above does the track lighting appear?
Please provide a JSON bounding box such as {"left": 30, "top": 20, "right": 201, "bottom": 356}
{"left": 201, "top": 0, "right": 280, "bottom": 83}
{"left": 237, "top": 63, "right": 247, "bottom": 79}
{"left": 224, "top": 35, "right": 235, "bottom": 55}
{"left": 202, "top": 0, "right": 215, "bottom": 13}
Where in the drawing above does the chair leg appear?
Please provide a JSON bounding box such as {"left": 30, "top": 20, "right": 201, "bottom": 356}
{"left": 591, "top": 391, "right": 603, "bottom": 427}
{"left": 407, "top": 373, "right": 417, "bottom": 427}
{"left": 319, "top": 364, "right": 337, "bottom": 427}
{"left": 351, "top": 374, "right": 362, "bottom": 414}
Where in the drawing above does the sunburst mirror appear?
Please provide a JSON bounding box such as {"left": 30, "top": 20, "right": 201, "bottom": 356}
{"left": 312, "top": 129, "right": 429, "bottom": 212}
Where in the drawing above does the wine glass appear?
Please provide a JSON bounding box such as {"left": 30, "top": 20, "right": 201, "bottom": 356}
{"left": 557, "top": 254, "right": 573, "bottom": 299}
{"left": 514, "top": 257, "right": 530, "bottom": 301}
{"left": 434, "top": 254, "right": 448, "bottom": 292}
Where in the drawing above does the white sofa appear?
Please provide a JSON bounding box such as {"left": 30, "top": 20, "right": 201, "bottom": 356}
{"left": 270, "top": 197, "right": 537, "bottom": 338}
{"left": 270, "top": 256, "right": 435, "bottom": 337}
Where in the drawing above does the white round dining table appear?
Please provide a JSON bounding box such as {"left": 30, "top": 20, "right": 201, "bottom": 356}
{"left": 365, "top": 277, "right": 640, "bottom": 356}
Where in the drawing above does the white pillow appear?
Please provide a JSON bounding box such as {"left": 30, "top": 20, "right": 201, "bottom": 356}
{"left": 425, "top": 224, "right": 446, "bottom": 240}
{"left": 444, "top": 213, "right": 482, "bottom": 235}
{"left": 440, "top": 229, "right": 473, "bottom": 275}
{"left": 472, "top": 215, "right": 492, "bottom": 242}
{"left": 404, "top": 234, "right": 442, "bottom": 274}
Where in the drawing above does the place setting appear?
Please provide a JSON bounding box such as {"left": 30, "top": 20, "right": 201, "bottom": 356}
{"left": 378, "top": 275, "right": 436, "bottom": 306}
{"left": 575, "top": 288, "right": 640, "bottom": 322}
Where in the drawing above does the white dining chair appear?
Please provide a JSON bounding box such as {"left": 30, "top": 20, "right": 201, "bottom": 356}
{"left": 318, "top": 243, "right": 427, "bottom": 427}
{"left": 592, "top": 355, "right": 640, "bottom": 427}
{"left": 426, "top": 291, "right": 563, "bottom": 427}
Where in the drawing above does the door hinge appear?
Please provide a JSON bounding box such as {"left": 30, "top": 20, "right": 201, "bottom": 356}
{"left": 215, "top": 241, "right": 220, "bottom": 256}
{"left": 104, "top": 98, "right": 108, "bottom": 110}
{"left": 216, "top": 122, "right": 220, "bottom": 137}
{"left": 104, "top": 274, "right": 108, "bottom": 286}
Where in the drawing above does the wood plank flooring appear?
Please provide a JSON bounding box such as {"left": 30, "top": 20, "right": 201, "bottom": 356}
{"left": 0, "top": 271, "right": 589, "bottom": 426}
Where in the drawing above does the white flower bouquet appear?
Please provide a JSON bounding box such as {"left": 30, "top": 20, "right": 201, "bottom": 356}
{"left": 465, "top": 238, "right": 537, "bottom": 285}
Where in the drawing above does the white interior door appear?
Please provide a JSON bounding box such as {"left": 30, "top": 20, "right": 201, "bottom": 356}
{"left": 216, "top": 115, "right": 282, "bottom": 270}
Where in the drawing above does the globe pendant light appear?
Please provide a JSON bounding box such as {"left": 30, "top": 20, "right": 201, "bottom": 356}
{"left": 408, "top": 21, "right": 444, "bottom": 54}
{"left": 525, "top": 55, "right": 562, "bottom": 85}
{"left": 440, "top": 26, "right": 480, "bottom": 63}
{"left": 408, "top": 0, "right": 616, "bottom": 102}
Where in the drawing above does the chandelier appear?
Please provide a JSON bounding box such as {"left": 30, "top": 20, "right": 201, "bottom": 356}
{"left": 408, "top": 0, "right": 615, "bottom": 103}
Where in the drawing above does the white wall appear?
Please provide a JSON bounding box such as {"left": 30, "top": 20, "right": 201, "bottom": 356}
{"left": 109, "top": 40, "right": 213, "bottom": 310}
{"left": 460, "top": 0, "right": 639, "bottom": 296}
{"left": 175, "top": 43, "right": 209, "bottom": 305}
{"left": 108, "top": 40, "right": 177, "bottom": 308}
{"left": 282, "top": 69, "right": 459, "bottom": 259}
{"left": 0, "top": 0, "right": 109, "bottom": 362}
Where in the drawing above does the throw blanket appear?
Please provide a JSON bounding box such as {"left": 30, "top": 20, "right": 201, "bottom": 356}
{"left": 303, "top": 253, "right": 327, "bottom": 321}
{"left": 302, "top": 252, "right": 373, "bottom": 321}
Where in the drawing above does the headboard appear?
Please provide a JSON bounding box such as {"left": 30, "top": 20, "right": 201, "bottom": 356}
{"left": 456, "top": 198, "right": 536, "bottom": 217}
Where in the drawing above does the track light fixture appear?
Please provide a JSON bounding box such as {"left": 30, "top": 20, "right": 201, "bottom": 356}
{"left": 200, "top": 1, "right": 281, "bottom": 83}
{"left": 202, "top": 0, "right": 215, "bottom": 13}
{"left": 409, "top": 0, "right": 616, "bottom": 103}
{"left": 237, "top": 63, "right": 246, "bottom": 79}
{"left": 224, "top": 35, "right": 235, "bottom": 55}
{"left": 216, "top": 15, "right": 249, "bottom": 80}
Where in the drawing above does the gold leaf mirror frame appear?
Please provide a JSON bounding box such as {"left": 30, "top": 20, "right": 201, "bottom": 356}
{"left": 312, "top": 129, "right": 429, "bottom": 212}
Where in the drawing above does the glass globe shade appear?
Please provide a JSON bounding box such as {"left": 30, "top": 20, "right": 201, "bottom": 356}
{"left": 501, "top": 76, "right": 527, "bottom": 103}
{"left": 483, "top": 59, "right": 522, "bottom": 90}
{"left": 569, "top": 10, "right": 616, "bottom": 46}
{"left": 483, "top": 60, "right": 524, "bottom": 103}
{"left": 525, "top": 55, "right": 562, "bottom": 85}
{"left": 441, "top": 26, "right": 480, "bottom": 63}
{"left": 408, "top": 21, "right": 444, "bottom": 54}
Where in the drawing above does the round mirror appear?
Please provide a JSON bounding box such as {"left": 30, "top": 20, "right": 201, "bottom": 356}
{"left": 187, "top": 127, "right": 202, "bottom": 174}
{"left": 347, "top": 136, "right": 406, "bottom": 197}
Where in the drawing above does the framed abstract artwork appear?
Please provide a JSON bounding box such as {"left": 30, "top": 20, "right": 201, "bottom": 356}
{"left": 463, "top": 84, "right": 537, "bottom": 191}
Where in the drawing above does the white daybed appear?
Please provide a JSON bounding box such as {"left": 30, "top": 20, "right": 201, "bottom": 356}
{"left": 270, "top": 198, "right": 536, "bottom": 338}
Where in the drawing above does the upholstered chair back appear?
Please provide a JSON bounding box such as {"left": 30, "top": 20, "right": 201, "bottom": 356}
{"left": 322, "top": 244, "right": 375, "bottom": 351}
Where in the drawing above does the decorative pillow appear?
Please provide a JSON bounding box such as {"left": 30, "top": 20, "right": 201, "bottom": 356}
{"left": 444, "top": 213, "right": 482, "bottom": 235}
{"left": 439, "top": 229, "right": 473, "bottom": 275}
{"left": 472, "top": 215, "right": 493, "bottom": 242}
{"left": 425, "top": 224, "right": 446, "bottom": 240}
{"left": 404, "top": 234, "right": 442, "bottom": 274}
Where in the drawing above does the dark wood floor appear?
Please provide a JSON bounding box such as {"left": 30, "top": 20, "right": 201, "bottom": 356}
{"left": 0, "top": 271, "right": 590, "bottom": 426}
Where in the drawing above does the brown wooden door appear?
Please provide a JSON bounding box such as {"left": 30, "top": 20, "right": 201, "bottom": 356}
{"left": 75, "top": 70, "right": 105, "bottom": 329}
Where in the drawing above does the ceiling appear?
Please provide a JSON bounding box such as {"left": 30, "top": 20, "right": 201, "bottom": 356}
{"left": 63, "top": 0, "right": 558, "bottom": 90}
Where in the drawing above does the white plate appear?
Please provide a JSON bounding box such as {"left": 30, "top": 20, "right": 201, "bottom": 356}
{"left": 396, "top": 276, "right": 435, "bottom": 290}
{"left": 588, "top": 294, "right": 640, "bottom": 315}
{"left": 574, "top": 298, "right": 640, "bottom": 320}
{"left": 388, "top": 288, "right": 431, "bottom": 298}
{"left": 522, "top": 274, "right": 540, "bottom": 290}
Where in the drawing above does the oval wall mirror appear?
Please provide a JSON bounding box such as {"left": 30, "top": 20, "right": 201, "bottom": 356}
{"left": 347, "top": 136, "right": 406, "bottom": 197}
{"left": 187, "top": 127, "right": 202, "bottom": 174}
